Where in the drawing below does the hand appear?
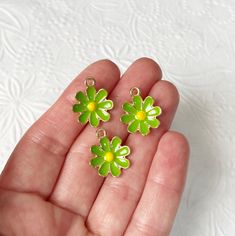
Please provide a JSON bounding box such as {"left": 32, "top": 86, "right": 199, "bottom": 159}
{"left": 0, "top": 58, "right": 189, "bottom": 236}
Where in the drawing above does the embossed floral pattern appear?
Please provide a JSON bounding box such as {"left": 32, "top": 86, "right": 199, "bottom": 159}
{"left": 0, "top": 75, "right": 49, "bottom": 140}
{"left": 90, "top": 136, "right": 130, "bottom": 177}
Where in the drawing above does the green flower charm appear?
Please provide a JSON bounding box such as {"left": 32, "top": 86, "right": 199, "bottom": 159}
{"left": 73, "top": 83, "right": 113, "bottom": 127}
{"left": 90, "top": 136, "right": 131, "bottom": 177}
{"left": 121, "top": 93, "right": 162, "bottom": 136}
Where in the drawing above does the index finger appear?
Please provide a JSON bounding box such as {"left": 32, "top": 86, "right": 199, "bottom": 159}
{"left": 0, "top": 59, "right": 120, "bottom": 198}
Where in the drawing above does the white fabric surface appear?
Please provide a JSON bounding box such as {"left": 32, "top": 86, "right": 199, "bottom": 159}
{"left": 0, "top": 0, "right": 235, "bottom": 235}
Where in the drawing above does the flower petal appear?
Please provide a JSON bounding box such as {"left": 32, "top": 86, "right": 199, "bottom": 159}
{"left": 128, "top": 120, "right": 140, "bottom": 133}
{"left": 90, "top": 111, "right": 99, "bottom": 127}
{"left": 111, "top": 136, "right": 122, "bottom": 152}
{"left": 123, "top": 103, "right": 137, "bottom": 114}
{"left": 75, "top": 91, "right": 88, "bottom": 103}
{"left": 110, "top": 162, "right": 121, "bottom": 177}
{"left": 133, "top": 95, "right": 142, "bottom": 110}
{"left": 140, "top": 121, "right": 150, "bottom": 136}
{"left": 90, "top": 156, "right": 104, "bottom": 167}
{"left": 100, "top": 137, "right": 111, "bottom": 151}
{"left": 95, "top": 89, "right": 108, "bottom": 102}
{"left": 147, "top": 118, "right": 160, "bottom": 128}
{"left": 143, "top": 96, "right": 154, "bottom": 112}
{"left": 79, "top": 111, "right": 90, "bottom": 124}
{"left": 98, "top": 162, "right": 110, "bottom": 177}
{"left": 96, "top": 109, "right": 110, "bottom": 121}
{"left": 86, "top": 86, "right": 96, "bottom": 100}
{"left": 115, "top": 146, "right": 130, "bottom": 156}
{"left": 98, "top": 100, "right": 113, "bottom": 110}
{"left": 115, "top": 157, "right": 130, "bottom": 169}
{"left": 91, "top": 145, "right": 105, "bottom": 156}
{"left": 121, "top": 114, "right": 135, "bottom": 124}
{"left": 73, "top": 103, "right": 86, "bottom": 113}
{"left": 147, "top": 106, "right": 162, "bottom": 116}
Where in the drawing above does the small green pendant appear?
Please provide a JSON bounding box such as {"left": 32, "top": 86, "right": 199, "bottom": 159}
{"left": 121, "top": 87, "right": 162, "bottom": 136}
{"left": 73, "top": 77, "right": 114, "bottom": 127}
{"left": 89, "top": 129, "right": 131, "bottom": 177}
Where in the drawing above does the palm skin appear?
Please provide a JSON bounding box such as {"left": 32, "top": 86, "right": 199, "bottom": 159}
{"left": 0, "top": 58, "right": 189, "bottom": 236}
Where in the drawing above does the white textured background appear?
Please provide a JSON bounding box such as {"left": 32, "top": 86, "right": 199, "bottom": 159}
{"left": 0, "top": 0, "right": 235, "bottom": 235}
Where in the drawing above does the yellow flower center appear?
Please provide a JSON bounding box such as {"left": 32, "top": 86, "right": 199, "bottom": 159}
{"left": 104, "top": 152, "right": 114, "bottom": 162}
{"left": 135, "top": 111, "right": 146, "bottom": 121}
{"left": 87, "top": 102, "right": 96, "bottom": 112}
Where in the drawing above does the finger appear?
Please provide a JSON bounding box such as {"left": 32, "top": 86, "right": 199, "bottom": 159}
{"left": 125, "top": 131, "right": 189, "bottom": 236}
{"left": 0, "top": 189, "right": 87, "bottom": 236}
{"left": 0, "top": 60, "right": 120, "bottom": 198}
{"left": 86, "top": 81, "right": 179, "bottom": 236}
{"left": 50, "top": 58, "right": 162, "bottom": 217}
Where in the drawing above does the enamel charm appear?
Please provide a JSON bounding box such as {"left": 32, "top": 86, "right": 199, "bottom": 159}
{"left": 121, "top": 87, "right": 162, "bottom": 136}
{"left": 73, "top": 77, "right": 113, "bottom": 127}
{"left": 89, "top": 129, "right": 131, "bottom": 177}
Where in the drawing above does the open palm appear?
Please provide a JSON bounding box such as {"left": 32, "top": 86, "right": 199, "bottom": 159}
{"left": 0, "top": 58, "right": 189, "bottom": 236}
